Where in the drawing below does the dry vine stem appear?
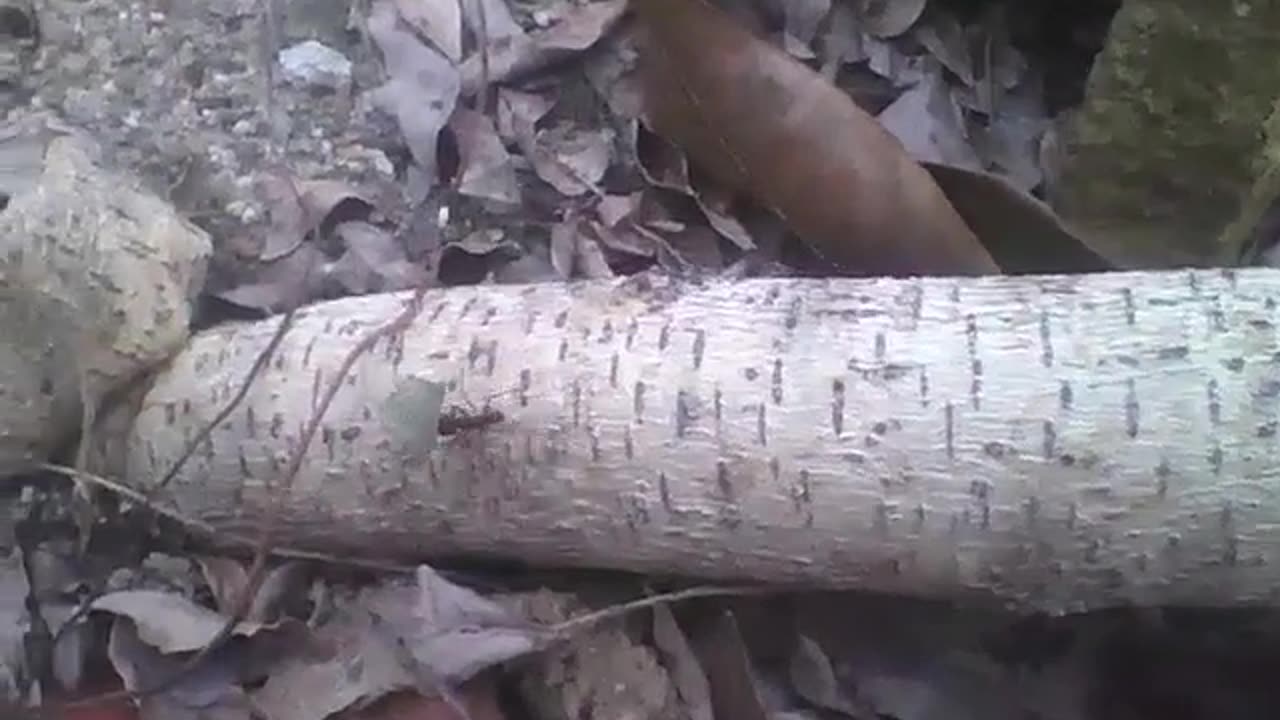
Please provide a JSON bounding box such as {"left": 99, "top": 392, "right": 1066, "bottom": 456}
{"left": 115, "top": 268, "right": 1280, "bottom": 613}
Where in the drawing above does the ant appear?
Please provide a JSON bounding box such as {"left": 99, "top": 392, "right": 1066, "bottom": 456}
{"left": 436, "top": 386, "right": 520, "bottom": 437}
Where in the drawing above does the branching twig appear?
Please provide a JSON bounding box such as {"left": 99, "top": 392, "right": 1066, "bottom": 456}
{"left": 151, "top": 310, "right": 295, "bottom": 494}
{"left": 44, "top": 463, "right": 411, "bottom": 573}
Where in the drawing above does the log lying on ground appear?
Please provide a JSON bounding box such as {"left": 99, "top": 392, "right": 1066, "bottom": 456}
{"left": 108, "top": 268, "right": 1280, "bottom": 612}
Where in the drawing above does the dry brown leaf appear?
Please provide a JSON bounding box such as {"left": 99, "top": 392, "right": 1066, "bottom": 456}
{"left": 108, "top": 617, "right": 254, "bottom": 720}
{"left": 635, "top": 125, "right": 692, "bottom": 193}
{"left": 550, "top": 218, "right": 616, "bottom": 279}
{"left": 459, "top": 0, "right": 629, "bottom": 95}
{"left": 596, "top": 192, "right": 643, "bottom": 227}
{"left": 212, "top": 242, "right": 329, "bottom": 313}
{"left": 496, "top": 88, "right": 554, "bottom": 142}
{"left": 788, "top": 635, "right": 863, "bottom": 716}
{"left": 860, "top": 0, "right": 927, "bottom": 39}
{"left": 520, "top": 122, "right": 613, "bottom": 197}
{"left": 690, "top": 611, "right": 770, "bottom": 720}
{"left": 254, "top": 171, "right": 308, "bottom": 261}
{"left": 196, "top": 557, "right": 309, "bottom": 625}
{"left": 450, "top": 107, "right": 521, "bottom": 207}
{"left": 92, "top": 590, "right": 275, "bottom": 653}
{"left": 583, "top": 27, "right": 644, "bottom": 120}
{"left": 252, "top": 602, "right": 414, "bottom": 720}
{"left": 690, "top": 169, "right": 756, "bottom": 250}
{"left": 652, "top": 605, "right": 714, "bottom": 720}
{"left": 636, "top": 0, "right": 998, "bottom": 276}
{"left": 298, "top": 178, "right": 376, "bottom": 234}
{"left": 913, "top": 7, "right": 974, "bottom": 86}
{"left": 868, "top": 40, "right": 926, "bottom": 87}
{"left": 921, "top": 162, "right": 1112, "bottom": 274}
{"left": 394, "top": 0, "right": 463, "bottom": 61}
{"left": 330, "top": 221, "right": 430, "bottom": 294}
{"left": 783, "top": 0, "right": 831, "bottom": 49}
{"left": 367, "top": 0, "right": 461, "bottom": 195}
{"left": 877, "top": 69, "right": 983, "bottom": 171}
{"left": 460, "top": 0, "right": 524, "bottom": 43}
{"left": 589, "top": 219, "right": 657, "bottom": 258}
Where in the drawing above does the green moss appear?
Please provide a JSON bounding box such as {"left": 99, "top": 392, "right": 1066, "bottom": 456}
{"left": 1054, "top": 0, "right": 1280, "bottom": 267}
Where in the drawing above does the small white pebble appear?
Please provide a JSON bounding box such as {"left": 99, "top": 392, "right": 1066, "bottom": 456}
{"left": 232, "top": 118, "right": 255, "bottom": 135}
{"left": 278, "top": 40, "right": 353, "bottom": 90}
{"left": 149, "top": 11, "right": 165, "bottom": 22}
{"left": 370, "top": 150, "right": 394, "bottom": 177}
{"left": 437, "top": 204, "right": 450, "bottom": 228}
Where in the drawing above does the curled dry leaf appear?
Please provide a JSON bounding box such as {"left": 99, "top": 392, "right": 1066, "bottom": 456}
{"left": 252, "top": 602, "right": 413, "bottom": 720}
{"left": 92, "top": 590, "right": 273, "bottom": 653}
{"left": 921, "top": 162, "right": 1112, "bottom": 274}
{"left": 393, "top": 0, "right": 463, "bottom": 61}
{"left": 460, "top": 0, "right": 524, "bottom": 44}
{"left": 583, "top": 27, "right": 644, "bottom": 120}
{"left": 877, "top": 69, "right": 983, "bottom": 171}
{"left": 596, "top": 192, "right": 643, "bottom": 227}
{"left": 253, "top": 171, "right": 375, "bottom": 261}
{"left": 521, "top": 123, "right": 613, "bottom": 197}
{"left": 459, "top": 0, "right": 629, "bottom": 95}
{"left": 451, "top": 107, "right": 522, "bottom": 207}
{"left": 367, "top": 0, "right": 461, "bottom": 192}
{"left": 196, "top": 557, "right": 309, "bottom": 625}
{"left": 496, "top": 88, "right": 554, "bottom": 143}
{"left": 636, "top": 0, "right": 998, "bottom": 276}
{"left": 819, "top": 1, "right": 863, "bottom": 78}
{"left": 783, "top": 0, "right": 832, "bottom": 48}
{"left": 690, "top": 170, "right": 756, "bottom": 251}
{"left": 362, "top": 565, "right": 549, "bottom": 687}
{"left": 859, "top": 0, "right": 927, "bottom": 39}
{"left": 212, "top": 241, "right": 329, "bottom": 313}
{"left": 635, "top": 125, "right": 692, "bottom": 192}
{"left": 0, "top": 551, "right": 27, "bottom": 701}
{"left": 329, "top": 221, "right": 430, "bottom": 294}
{"left": 637, "top": 125, "right": 754, "bottom": 250}
{"left": 254, "top": 171, "right": 307, "bottom": 261}
{"left": 788, "top": 635, "right": 863, "bottom": 716}
{"left": 108, "top": 617, "right": 254, "bottom": 720}
{"left": 551, "top": 218, "right": 616, "bottom": 279}
{"left": 861, "top": 33, "right": 926, "bottom": 87}
{"left": 652, "top": 604, "right": 714, "bottom": 720}
{"left": 690, "top": 611, "right": 770, "bottom": 720}
{"left": 913, "top": 7, "right": 975, "bottom": 86}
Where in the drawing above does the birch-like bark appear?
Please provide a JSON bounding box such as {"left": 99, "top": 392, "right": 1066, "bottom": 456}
{"left": 112, "top": 268, "right": 1280, "bottom": 612}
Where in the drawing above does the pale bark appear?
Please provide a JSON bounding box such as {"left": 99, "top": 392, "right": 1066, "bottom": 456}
{"left": 110, "top": 268, "right": 1280, "bottom": 612}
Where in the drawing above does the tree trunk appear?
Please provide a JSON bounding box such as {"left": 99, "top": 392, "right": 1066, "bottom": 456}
{"left": 108, "top": 268, "right": 1280, "bottom": 613}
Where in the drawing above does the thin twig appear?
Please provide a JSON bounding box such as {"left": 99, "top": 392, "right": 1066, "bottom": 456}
{"left": 43, "top": 463, "right": 412, "bottom": 573}
{"left": 151, "top": 310, "right": 295, "bottom": 494}
{"left": 551, "top": 584, "right": 778, "bottom": 637}
{"left": 53, "top": 285, "right": 430, "bottom": 714}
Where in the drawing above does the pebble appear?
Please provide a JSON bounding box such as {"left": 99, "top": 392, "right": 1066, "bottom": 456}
{"left": 278, "top": 40, "right": 353, "bottom": 90}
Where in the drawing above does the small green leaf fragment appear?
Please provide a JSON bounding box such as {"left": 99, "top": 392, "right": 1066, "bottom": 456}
{"left": 383, "top": 377, "right": 446, "bottom": 459}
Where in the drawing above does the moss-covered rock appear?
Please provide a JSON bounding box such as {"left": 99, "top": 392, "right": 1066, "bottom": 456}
{"left": 1051, "top": 0, "right": 1280, "bottom": 268}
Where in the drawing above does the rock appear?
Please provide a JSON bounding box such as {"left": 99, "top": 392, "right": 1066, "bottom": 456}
{"left": 278, "top": 40, "right": 353, "bottom": 90}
